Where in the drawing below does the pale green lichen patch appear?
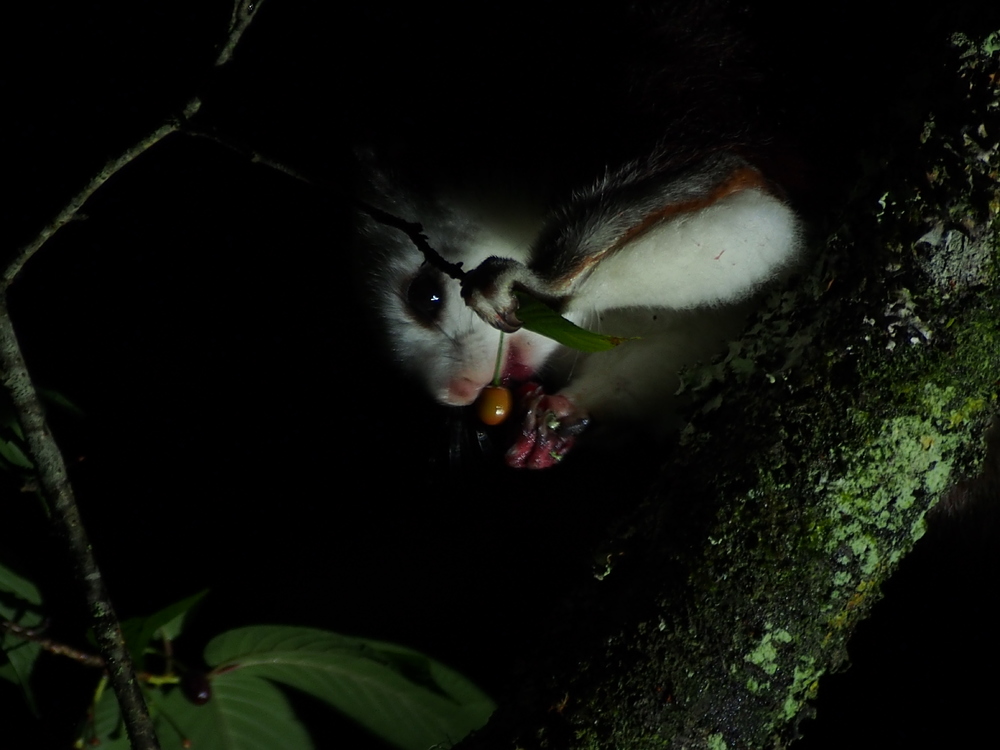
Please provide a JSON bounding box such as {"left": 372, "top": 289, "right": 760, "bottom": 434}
{"left": 813, "top": 363, "right": 995, "bottom": 625}
{"left": 746, "top": 636, "right": 779, "bottom": 676}
{"left": 785, "top": 659, "right": 821, "bottom": 719}
{"left": 746, "top": 628, "right": 794, "bottom": 677}
{"left": 825, "top": 398, "right": 967, "bottom": 536}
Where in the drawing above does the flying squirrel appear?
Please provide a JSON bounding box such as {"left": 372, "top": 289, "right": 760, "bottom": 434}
{"left": 355, "top": 149, "right": 804, "bottom": 469}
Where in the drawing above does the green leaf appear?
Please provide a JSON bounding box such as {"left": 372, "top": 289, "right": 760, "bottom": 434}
{"left": 0, "top": 616, "right": 43, "bottom": 708}
{"left": 37, "top": 387, "right": 85, "bottom": 417}
{"left": 0, "top": 562, "right": 44, "bottom": 713}
{"left": 206, "top": 626, "right": 495, "bottom": 750}
{"left": 90, "top": 670, "right": 314, "bottom": 750}
{"left": 0, "top": 436, "right": 33, "bottom": 470}
{"left": 515, "top": 292, "right": 637, "bottom": 352}
{"left": 120, "top": 590, "right": 208, "bottom": 672}
{"left": 0, "top": 394, "right": 16, "bottom": 430}
{"left": 0, "top": 562, "right": 42, "bottom": 606}
{"left": 153, "top": 589, "right": 209, "bottom": 643}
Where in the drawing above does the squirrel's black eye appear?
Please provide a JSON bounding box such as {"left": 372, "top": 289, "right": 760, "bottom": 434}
{"left": 405, "top": 269, "right": 445, "bottom": 324}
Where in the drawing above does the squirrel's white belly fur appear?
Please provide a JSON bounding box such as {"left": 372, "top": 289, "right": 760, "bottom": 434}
{"left": 357, "top": 152, "right": 803, "bottom": 468}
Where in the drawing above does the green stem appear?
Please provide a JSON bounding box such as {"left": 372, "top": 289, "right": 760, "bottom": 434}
{"left": 491, "top": 332, "right": 505, "bottom": 386}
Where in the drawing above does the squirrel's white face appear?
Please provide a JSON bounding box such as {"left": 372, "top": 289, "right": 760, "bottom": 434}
{"left": 362, "top": 196, "right": 558, "bottom": 407}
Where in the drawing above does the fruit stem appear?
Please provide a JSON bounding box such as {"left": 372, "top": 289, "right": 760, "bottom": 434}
{"left": 491, "top": 331, "right": 505, "bottom": 387}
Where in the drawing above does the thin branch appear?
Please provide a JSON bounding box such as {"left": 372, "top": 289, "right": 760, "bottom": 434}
{"left": 0, "top": 98, "right": 201, "bottom": 295}
{"left": 217, "top": 0, "right": 265, "bottom": 67}
{"left": 1, "top": 1, "right": 268, "bottom": 292}
{"left": 358, "top": 200, "right": 467, "bottom": 281}
{"left": 1, "top": 618, "right": 185, "bottom": 685}
{"left": 184, "top": 127, "right": 468, "bottom": 281}
{"left": 0, "top": 2, "right": 267, "bottom": 748}
{"left": 1, "top": 619, "right": 105, "bottom": 669}
{"left": 0, "top": 298, "right": 158, "bottom": 748}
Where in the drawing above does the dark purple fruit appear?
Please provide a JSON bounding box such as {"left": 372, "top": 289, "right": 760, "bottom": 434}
{"left": 180, "top": 670, "right": 212, "bottom": 705}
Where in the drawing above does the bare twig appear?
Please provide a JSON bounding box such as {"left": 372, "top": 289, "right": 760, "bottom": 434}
{"left": 217, "top": 0, "right": 265, "bottom": 67}
{"left": 184, "top": 127, "right": 468, "bottom": 281}
{"left": 0, "top": 1, "right": 268, "bottom": 293}
{"left": 1, "top": 618, "right": 185, "bottom": 685}
{"left": 1, "top": 619, "right": 105, "bottom": 669}
{"left": 357, "top": 201, "right": 467, "bottom": 281}
{"left": 0, "top": 3, "right": 267, "bottom": 748}
{"left": 0, "top": 98, "right": 201, "bottom": 295}
{"left": 0, "top": 300, "right": 159, "bottom": 748}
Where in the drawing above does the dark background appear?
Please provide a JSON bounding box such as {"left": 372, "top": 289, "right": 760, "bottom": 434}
{"left": 3, "top": 2, "right": 998, "bottom": 747}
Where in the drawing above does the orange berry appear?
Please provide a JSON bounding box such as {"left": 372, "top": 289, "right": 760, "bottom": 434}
{"left": 477, "top": 385, "right": 513, "bottom": 425}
